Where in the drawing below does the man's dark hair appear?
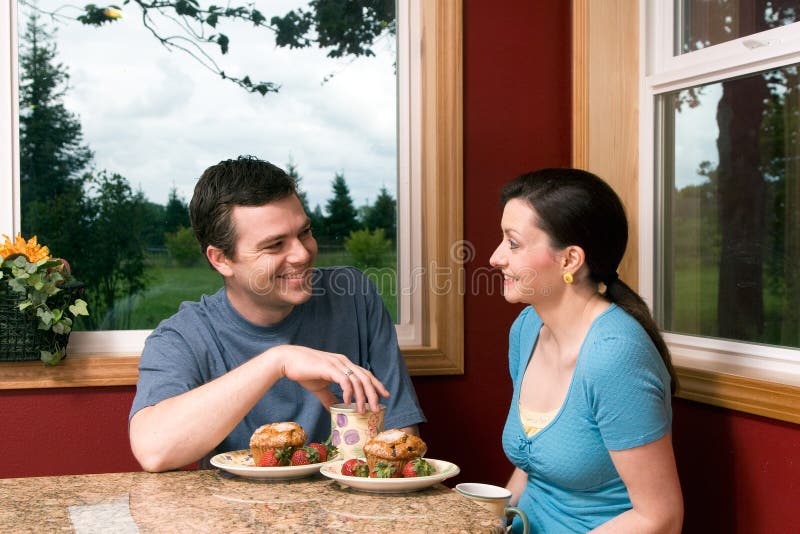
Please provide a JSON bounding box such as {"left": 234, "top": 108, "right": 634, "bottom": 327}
{"left": 189, "top": 155, "right": 299, "bottom": 260}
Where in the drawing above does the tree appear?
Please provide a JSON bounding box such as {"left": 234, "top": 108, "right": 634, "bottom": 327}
{"left": 23, "top": 0, "right": 396, "bottom": 95}
{"left": 18, "top": 12, "right": 92, "bottom": 235}
{"left": 286, "top": 160, "right": 311, "bottom": 215}
{"left": 79, "top": 172, "right": 149, "bottom": 329}
{"left": 324, "top": 173, "right": 360, "bottom": 245}
{"left": 363, "top": 186, "right": 396, "bottom": 242}
{"left": 164, "top": 187, "right": 190, "bottom": 234}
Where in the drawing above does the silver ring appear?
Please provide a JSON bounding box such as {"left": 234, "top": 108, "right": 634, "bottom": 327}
{"left": 343, "top": 367, "right": 354, "bottom": 377}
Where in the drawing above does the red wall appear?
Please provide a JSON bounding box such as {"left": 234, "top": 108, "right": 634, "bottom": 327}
{"left": 0, "top": 387, "right": 140, "bottom": 477}
{"left": 412, "top": 0, "right": 572, "bottom": 485}
{"left": 1, "top": 2, "right": 799, "bottom": 533}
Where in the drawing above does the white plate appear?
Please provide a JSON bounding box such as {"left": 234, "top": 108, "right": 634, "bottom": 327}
{"left": 320, "top": 458, "right": 460, "bottom": 493}
{"left": 210, "top": 449, "right": 333, "bottom": 480}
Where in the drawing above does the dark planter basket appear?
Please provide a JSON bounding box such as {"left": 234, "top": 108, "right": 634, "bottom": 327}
{"left": 0, "top": 283, "right": 79, "bottom": 362}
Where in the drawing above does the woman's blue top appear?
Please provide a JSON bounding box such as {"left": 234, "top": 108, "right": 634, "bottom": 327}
{"left": 502, "top": 304, "right": 672, "bottom": 533}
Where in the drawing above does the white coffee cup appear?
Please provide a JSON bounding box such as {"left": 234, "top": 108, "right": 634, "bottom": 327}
{"left": 455, "top": 483, "right": 530, "bottom": 534}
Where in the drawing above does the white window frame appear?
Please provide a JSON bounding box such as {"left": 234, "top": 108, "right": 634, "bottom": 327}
{"left": 640, "top": 1, "right": 800, "bottom": 388}
{"left": 0, "top": 0, "right": 464, "bottom": 384}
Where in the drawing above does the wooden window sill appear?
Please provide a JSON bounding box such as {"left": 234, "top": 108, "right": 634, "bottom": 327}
{"left": 0, "top": 355, "right": 140, "bottom": 389}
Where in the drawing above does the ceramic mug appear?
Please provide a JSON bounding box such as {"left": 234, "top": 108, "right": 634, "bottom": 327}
{"left": 455, "top": 483, "right": 530, "bottom": 534}
{"left": 330, "top": 403, "right": 385, "bottom": 459}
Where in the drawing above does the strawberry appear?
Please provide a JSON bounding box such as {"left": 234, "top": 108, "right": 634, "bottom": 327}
{"left": 258, "top": 450, "right": 280, "bottom": 467}
{"left": 291, "top": 446, "right": 320, "bottom": 466}
{"left": 371, "top": 460, "right": 400, "bottom": 478}
{"left": 307, "top": 442, "right": 328, "bottom": 462}
{"left": 341, "top": 458, "right": 369, "bottom": 477}
{"left": 258, "top": 447, "right": 292, "bottom": 467}
{"left": 402, "top": 458, "right": 434, "bottom": 478}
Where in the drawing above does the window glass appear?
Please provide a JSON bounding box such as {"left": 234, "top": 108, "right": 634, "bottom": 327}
{"left": 657, "top": 62, "right": 800, "bottom": 348}
{"left": 17, "top": 0, "right": 399, "bottom": 330}
{"left": 676, "top": 0, "right": 800, "bottom": 54}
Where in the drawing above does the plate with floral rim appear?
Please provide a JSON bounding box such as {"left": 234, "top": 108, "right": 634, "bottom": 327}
{"left": 210, "top": 449, "right": 336, "bottom": 480}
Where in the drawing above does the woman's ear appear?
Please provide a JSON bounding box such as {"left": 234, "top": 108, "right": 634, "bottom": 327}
{"left": 206, "top": 245, "right": 233, "bottom": 277}
{"left": 561, "top": 245, "right": 586, "bottom": 274}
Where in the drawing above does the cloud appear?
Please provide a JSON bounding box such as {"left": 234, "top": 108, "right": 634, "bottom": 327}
{"left": 32, "top": 0, "right": 398, "bottom": 208}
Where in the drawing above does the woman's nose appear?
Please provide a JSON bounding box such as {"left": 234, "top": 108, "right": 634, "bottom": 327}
{"left": 489, "top": 243, "right": 504, "bottom": 267}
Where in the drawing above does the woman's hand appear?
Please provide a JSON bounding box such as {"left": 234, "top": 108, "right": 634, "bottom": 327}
{"left": 267, "top": 345, "right": 390, "bottom": 413}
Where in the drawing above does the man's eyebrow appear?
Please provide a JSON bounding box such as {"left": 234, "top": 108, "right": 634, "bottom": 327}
{"left": 254, "top": 219, "right": 312, "bottom": 248}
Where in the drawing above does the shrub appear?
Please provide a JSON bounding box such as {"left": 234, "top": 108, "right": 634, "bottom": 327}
{"left": 345, "top": 228, "right": 391, "bottom": 269}
{"left": 165, "top": 226, "right": 202, "bottom": 267}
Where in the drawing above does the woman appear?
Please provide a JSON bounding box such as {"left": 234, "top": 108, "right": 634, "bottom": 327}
{"left": 489, "top": 169, "right": 683, "bottom": 533}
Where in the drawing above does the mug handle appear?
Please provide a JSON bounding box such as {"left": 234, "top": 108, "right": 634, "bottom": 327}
{"left": 504, "top": 506, "right": 530, "bottom": 534}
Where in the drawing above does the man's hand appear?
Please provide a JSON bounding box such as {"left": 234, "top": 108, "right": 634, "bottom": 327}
{"left": 269, "top": 345, "right": 390, "bottom": 413}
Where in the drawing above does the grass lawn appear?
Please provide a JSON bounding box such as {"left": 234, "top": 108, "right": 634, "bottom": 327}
{"left": 117, "top": 249, "right": 398, "bottom": 330}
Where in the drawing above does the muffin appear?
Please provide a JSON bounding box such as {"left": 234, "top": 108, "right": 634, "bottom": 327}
{"left": 363, "top": 428, "right": 427, "bottom": 475}
{"left": 249, "top": 422, "right": 307, "bottom": 466}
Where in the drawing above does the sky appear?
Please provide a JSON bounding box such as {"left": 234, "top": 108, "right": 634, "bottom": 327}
{"left": 20, "top": 0, "right": 398, "bottom": 210}
{"left": 673, "top": 83, "right": 721, "bottom": 189}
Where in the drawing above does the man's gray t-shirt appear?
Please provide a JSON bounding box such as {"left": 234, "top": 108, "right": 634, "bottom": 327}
{"left": 130, "top": 267, "right": 425, "bottom": 456}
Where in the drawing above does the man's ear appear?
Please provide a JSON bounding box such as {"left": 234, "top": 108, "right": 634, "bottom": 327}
{"left": 206, "top": 245, "right": 233, "bottom": 277}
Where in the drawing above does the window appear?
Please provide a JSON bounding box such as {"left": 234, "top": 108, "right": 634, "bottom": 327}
{"left": 0, "top": 0, "right": 463, "bottom": 385}
{"left": 641, "top": 0, "right": 800, "bottom": 417}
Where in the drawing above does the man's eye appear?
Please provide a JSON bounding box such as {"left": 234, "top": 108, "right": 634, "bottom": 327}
{"left": 300, "top": 228, "right": 312, "bottom": 237}
{"left": 508, "top": 240, "right": 519, "bottom": 250}
{"left": 265, "top": 242, "right": 281, "bottom": 250}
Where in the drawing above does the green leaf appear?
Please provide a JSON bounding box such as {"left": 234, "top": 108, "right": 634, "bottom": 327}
{"left": 52, "top": 318, "right": 72, "bottom": 335}
{"left": 36, "top": 307, "right": 54, "bottom": 328}
{"left": 40, "top": 347, "right": 66, "bottom": 366}
{"left": 217, "top": 34, "right": 229, "bottom": 54}
{"left": 18, "top": 300, "right": 33, "bottom": 311}
{"left": 52, "top": 308, "right": 63, "bottom": 323}
{"left": 69, "top": 299, "right": 90, "bottom": 317}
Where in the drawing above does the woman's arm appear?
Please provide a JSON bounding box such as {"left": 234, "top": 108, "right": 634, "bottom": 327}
{"left": 590, "top": 433, "right": 683, "bottom": 534}
{"left": 505, "top": 467, "right": 529, "bottom": 506}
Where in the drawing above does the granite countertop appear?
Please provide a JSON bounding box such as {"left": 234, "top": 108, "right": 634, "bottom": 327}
{"left": 0, "top": 469, "right": 504, "bottom": 533}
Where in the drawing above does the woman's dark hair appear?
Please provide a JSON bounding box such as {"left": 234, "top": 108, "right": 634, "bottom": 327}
{"left": 189, "top": 155, "right": 299, "bottom": 260}
{"left": 501, "top": 168, "right": 677, "bottom": 393}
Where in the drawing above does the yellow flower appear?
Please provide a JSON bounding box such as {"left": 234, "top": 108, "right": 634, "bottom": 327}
{"left": 0, "top": 233, "right": 51, "bottom": 262}
{"left": 103, "top": 8, "right": 123, "bottom": 19}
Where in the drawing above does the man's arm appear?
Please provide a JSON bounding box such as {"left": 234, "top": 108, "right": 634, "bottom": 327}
{"left": 130, "top": 345, "right": 389, "bottom": 472}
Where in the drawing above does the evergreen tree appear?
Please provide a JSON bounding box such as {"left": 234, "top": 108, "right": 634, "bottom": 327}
{"left": 285, "top": 160, "right": 311, "bottom": 215}
{"left": 164, "top": 187, "right": 190, "bottom": 234}
{"left": 363, "top": 186, "right": 396, "bottom": 242}
{"left": 324, "top": 173, "right": 360, "bottom": 245}
{"left": 18, "top": 12, "right": 92, "bottom": 233}
{"left": 311, "top": 204, "right": 326, "bottom": 237}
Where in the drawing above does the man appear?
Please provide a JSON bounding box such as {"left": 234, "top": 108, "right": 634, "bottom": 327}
{"left": 129, "top": 156, "right": 425, "bottom": 472}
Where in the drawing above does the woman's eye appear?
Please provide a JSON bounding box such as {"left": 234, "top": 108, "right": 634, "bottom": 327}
{"left": 508, "top": 240, "right": 519, "bottom": 250}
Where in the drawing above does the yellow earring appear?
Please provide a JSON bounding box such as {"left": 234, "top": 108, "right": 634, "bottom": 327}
{"left": 563, "top": 272, "right": 573, "bottom": 285}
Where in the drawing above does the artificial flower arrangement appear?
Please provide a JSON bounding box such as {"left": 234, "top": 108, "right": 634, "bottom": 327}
{"left": 0, "top": 233, "right": 89, "bottom": 365}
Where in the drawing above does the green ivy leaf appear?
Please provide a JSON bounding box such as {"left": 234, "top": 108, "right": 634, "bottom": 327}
{"left": 36, "top": 307, "right": 54, "bottom": 328}
{"left": 69, "top": 299, "right": 90, "bottom": 317}
{"left": 40, "top": 347, "right": 66, "bottom": 366}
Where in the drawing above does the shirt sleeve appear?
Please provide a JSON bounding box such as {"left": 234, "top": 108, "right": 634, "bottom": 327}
{"left": 582, "top": 335, "right": 672, "bottom": 451}
{"left": 129, "top": 324, "right": 205, "bottom": 421}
